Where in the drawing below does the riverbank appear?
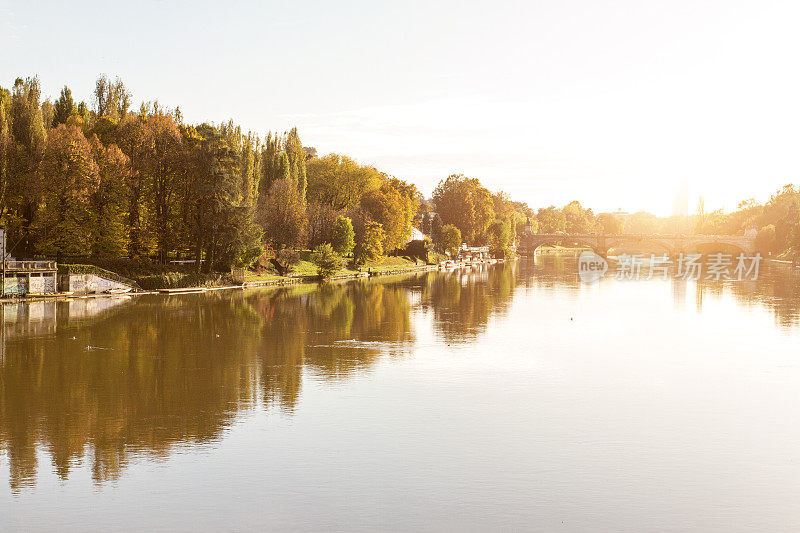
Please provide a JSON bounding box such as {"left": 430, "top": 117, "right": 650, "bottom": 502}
{"left": 0, "top": 257, "right": 503, "bottom": 304}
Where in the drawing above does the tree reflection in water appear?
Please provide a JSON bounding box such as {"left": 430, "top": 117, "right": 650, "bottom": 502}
{"left": 0, "top": 266, "right": 521, "bottom": 491}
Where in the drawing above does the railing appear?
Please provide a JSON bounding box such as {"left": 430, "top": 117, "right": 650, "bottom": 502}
{"left": 3, "top": 260, "right": 58, "bottom": 271}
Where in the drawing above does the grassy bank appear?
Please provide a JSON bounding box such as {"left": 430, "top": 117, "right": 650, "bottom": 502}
{"left": 62, "top": 254, "right": 441, "bottom": 291}
{"left": 242, "top": 255, "right": 430, "bottom": 284}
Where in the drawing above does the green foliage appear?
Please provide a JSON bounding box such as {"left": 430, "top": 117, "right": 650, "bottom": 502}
{"left": 311, "top": 243, "right": 343, "bottom": 279}
{"left": 331, "top": 215, "right": 355, "bottom": 255}
{"left": 439, "top": 224, "right": 461, "bottom": 256}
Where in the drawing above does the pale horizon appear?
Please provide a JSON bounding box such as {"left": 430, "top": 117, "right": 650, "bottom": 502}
{"left": 3, "top": 0, "right": 799, "bottom": 215}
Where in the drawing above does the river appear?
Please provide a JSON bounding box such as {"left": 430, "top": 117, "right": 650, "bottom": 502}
{"left": 2, "top": 257, "right": 800, "bottom": 531}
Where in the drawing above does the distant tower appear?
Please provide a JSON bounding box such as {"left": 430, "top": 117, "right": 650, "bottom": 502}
{"left": 524, "top": 217, "right": 533, "bottom": 235}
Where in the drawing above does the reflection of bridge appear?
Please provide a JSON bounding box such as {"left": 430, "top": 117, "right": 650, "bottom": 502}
{"left": 519, "top": 233, "right": 757, "bottom": 257}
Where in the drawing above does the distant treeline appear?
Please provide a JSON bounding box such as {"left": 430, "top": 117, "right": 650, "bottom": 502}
{"left": 532, "top": 191, "right": 800, "bottom": 256}
{"left": 0, "top": 75, "right": 534, "bottom": 269}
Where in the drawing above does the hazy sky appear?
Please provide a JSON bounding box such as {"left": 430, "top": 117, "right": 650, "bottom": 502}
{"left": 2, "top": 0, "right": 798, "bottom": 215}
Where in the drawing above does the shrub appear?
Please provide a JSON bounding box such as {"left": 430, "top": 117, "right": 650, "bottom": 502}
{"left": 310, "top": 244, "right": 343, "bottom": 279}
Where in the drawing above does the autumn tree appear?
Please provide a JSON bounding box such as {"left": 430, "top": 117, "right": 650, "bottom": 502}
{"left": 755, "top": 225, "right": 777, "bottom": 256}
{"left": 432, "top": 174, "right": 494, "bottom": 244}
{"left": 33, "top": 124, "right": 99, "bottom": 258}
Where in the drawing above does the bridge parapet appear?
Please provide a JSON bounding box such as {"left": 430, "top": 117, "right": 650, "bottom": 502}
{"left": 518, "top": 233, "right": 757, "bottom": 256}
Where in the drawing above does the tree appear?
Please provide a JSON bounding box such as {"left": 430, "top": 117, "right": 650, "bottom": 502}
{"left": 52, "top": 86, "right": 75, "bottom": 127}
{"left": 306, "top": 154, "right": 383, "bottom": 210}
{"left": 439, "top": 224, "right": 461, "bottom": 257}
{"left": 360, "top": 183, "right": 411, "bottom": 252}
{"left": 536, "top": 206, "right": 566, "bottom": 233}
{"left": 562, "top": 201, "right": 597, "bottom": 233}
{"left": 190, "top": 124, "right": 261, "bottom": 271}
{"left": 331, "top": 215, "right": 355, "bottom": 256}
{"left": 89, "top": 136, "right": 130, "bottom": 256}
{"left": 0, "top": 87, "right": 11, "bottom": 222}
{"left": 94, "top": 75, "right": 131, "bottom": 123}
{"left": 756, "top": 225, "right": 777, "bottom": 256}
{"left": 429, "top": 212, "right": 443, "bottom": 244}
{"left": 284, "top": 127, "right": 307, "bottom": 198}
{"left": 144, "top": 113, "right": 185, "bottom": 263}
{"left": 33, "top": 124, "right": 99, "bottom": 258}
{"left": 354, "top": 219, "right": 385, "bottom": 264}
{"left": 8, "top": 76, "right": 47, "bottom": 256}
{"left": 116, "top": 115, "right": 154, "bottom": 257}
{"left": 306, "top": 201, "right": 339, "bottom": 247}
{"left": 259, "top": 178, "right": 307, "bottom": 249}
{"left": 432, "top": 174, "right": 494, "bottom": 244}
{"left": 487, "top": 219, "right": 512, "bottom": 257}
{"left": 311, "top": 243, "right": 343, "bottom": 279}
{"left": 597, "top": 213, "right": 623, "bottom": 234}
{"left": 626, "top": 211, "right": 660, "bottom": 234}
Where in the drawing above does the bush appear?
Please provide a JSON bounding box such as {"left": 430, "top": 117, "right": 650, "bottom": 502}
{"left": 310, "top": 244, "right": 343, "bottom": 279}
{"left": 403, "top": 238, "right": 432, "bottom": 263}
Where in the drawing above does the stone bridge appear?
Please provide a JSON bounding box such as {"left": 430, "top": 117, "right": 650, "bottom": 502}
{"left": 518, "top": 233, "right": 757, "bottom": 257}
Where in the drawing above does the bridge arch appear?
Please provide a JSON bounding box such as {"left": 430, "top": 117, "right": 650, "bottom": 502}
{"left": 603, "top": 238, "right": 675, "bottom": 257}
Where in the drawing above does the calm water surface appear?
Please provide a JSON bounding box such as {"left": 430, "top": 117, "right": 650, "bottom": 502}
{"left": 3, "top": 258, "right": 800, "bottom": 531}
